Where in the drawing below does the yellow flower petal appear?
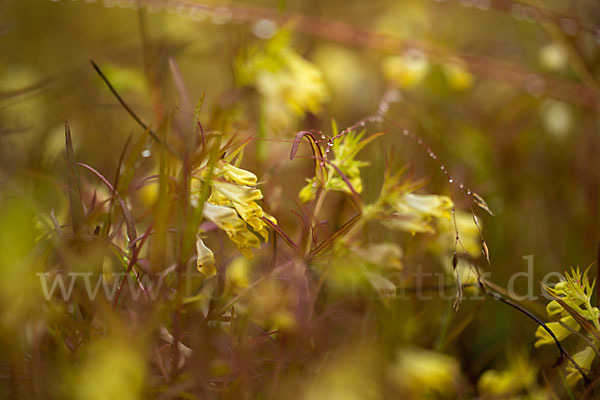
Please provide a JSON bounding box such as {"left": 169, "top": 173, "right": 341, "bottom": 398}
{"left": 534, "top": 316, "right": 579, "bottom": 348}
{"left": 196, "top": 236, "right": 216, "bottom": 276}
{"left": 566, "top": 346, "right": 596, "bottom": 386}
{"left": 220, "top": 163, "right": 258, "bottom": 186}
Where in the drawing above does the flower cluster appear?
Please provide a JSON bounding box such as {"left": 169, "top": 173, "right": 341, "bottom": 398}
{"left": 299, "top": 129, "right": 377, "bottom": 202}
{"left": 363, "top": 170, "right": 453, "bottom": 235}
{"left": 236, "top": 30, "right": 329, "bottom": 133}
{"left": 193, "top": 160, "right": 276, "bottom": 276}
{"left": 534, "top": 267, "right": 599, "bottom": 385}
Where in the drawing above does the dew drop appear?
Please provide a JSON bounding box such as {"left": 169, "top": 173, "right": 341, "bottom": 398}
{"left": 448, "top": 178, "right": 454, "bottom": 183}
{"left": 141, "top": 149, "right": 152, "bottom": 158}
{"left": 403, "top": 129, "right": 409, "bottom": 136}
{"left": 321, "top": 135, "right": 326, "bottom": 139}
{"left": 252, "top": 19, "right": 278, "bottom": 39}
{"left": 459, "top": 183, "right": 464, "bottom": 189}
{"left": 440, "top": 166, "right": 445, "bottom": 171}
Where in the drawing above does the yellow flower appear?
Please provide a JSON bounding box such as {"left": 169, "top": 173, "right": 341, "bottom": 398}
{"left": 362, "top": 170, "right": 454, "bottom": 235}
{"left": 388, "top": 348, "right": 460, "bottom": 398}
{"left": 435, "top": 211, "right": 481, "bottom": 258}
{"left": 382, "top": 50, "right": 430, "bottom": 89}
{"left": 192, "top": 160, "right": 276, "bottom": 266}
{"left": 566, "top": 346, "right": 596, "bottom": 386}
{"left": 299, "top": 129, "right": 379, "bottom": 202}
{"left": 383, "top": 193, "right": 453, "bottom": 234}
{"left": 477, "top": 350, "right": 538, "bottom": 396}
{"left": 534, "top": 315, "right": 580, "bottom": 348}
{"left": 202, "top": 202, "right": 261, "bottom": 258}
{"left": 236, "top": 30, "right": 329, "bottom": 133}
{"left": 196, "top": 236, "right": 216, "bottom": 276}
{"left": 544, "top": 267, "right": 599, "bottom": 321}
{"left": 218, "top": 162, "right": 258, "bottom": 186}
{"left": 225, "top": 257, "right": 251, "bottom": 293}
{"left": 211, "top": 180, "right": 273, "bottom": 240}
{"left": 68, "top": 335, "right": 145, "bottom": 400}
{"left": 539, "top": 43, "right": 567, "bottom": 72}
{"left": 441, "top": 63, "right": 474, "bottom": 91}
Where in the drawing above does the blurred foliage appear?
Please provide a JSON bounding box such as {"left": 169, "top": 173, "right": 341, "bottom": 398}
{"left": 2, "top": 0, "right": 600, "bottom": 398}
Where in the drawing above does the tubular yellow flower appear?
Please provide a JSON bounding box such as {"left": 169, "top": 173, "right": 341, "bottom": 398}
{"left": 196, "top": 236, "right": 216, "bottom": 276}
{"left": 400, "top": 194, "right": 453, "bottom": 219}
{"left": 192, "top": 157, "right": 277, "bottom": 268}
{"left": 383, "top": 194, "right": 453, "bottom": 234}
{"left": 219, "top": 162, "right": 258, "bottom": 186}
{"left": 566, "top": 346, "right": 596, "bottom": 386}
{"left": 534, "top": 316, "right": 580, "bottom": 348}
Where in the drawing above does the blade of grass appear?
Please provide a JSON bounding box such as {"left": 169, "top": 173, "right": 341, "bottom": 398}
{"left": 91, "top": 60, "right": 181, "bottom": 159}
{"left": 64, "top": 121, "right": 85, "bottom": 235}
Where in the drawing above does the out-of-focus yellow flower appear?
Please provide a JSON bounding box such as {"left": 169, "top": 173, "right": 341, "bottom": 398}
{"left": 478, "top": 350, "right": 538, "bottom": 396}
{"left": 534, "top": 315, "right": 580, "bottom": 348}
{"left": 566, "top": 346, "right": 596, "bottom": 386}
{"left": 435, "top": 211, "right": 481, "bottom": 258}
{"left": 100, "top": 62, "right": 147, "bottom": 95}
{"left": 303, "top": 349, "right": 380, "bottom": 400}
{"left": 540, "top": 99, "right": 572, "bottom": 140}
{"left": 539, "top": 43, "right": 568, "bottom": 72}
{"left": 246, "top": 279, "right": 296, "bottom": 331}
{"left": 312, "top": 44, "right": 378, "bottom": 113}
{"left": 388, "top": 348, "right": 460, "bottom": 398}
{"left": 356, "top": 242, "right": 403, "bottom": 270}
{"left": 383, "top": 193, "right": 453, "bottom": 234}
{"left": 68, "top": 336, "right": 146, "bottom": 400}
{"left": 236, "top": 30, "right": 329, "bottom": 133}
{"left": 382, "top": 50, "right": 430, "bottom": 89}
{"left": 363, "top": 171, "right": 453, "bottom": 235}
{"left": 225, "top": 256, "right": 251, "bottom": 293}
{"left": 441, "top": 63, "right": 474, "bottom": 91}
